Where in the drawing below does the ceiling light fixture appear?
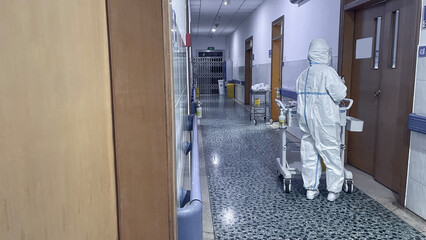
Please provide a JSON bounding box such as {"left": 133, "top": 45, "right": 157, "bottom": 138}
{"left": 212, "top": 23, "right": 219, "bottom": 33}
{"left": 224, "top": 0, "right": 230, "bottom": 5}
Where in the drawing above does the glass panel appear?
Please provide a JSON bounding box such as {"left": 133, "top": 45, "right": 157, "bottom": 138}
{"left": 373, "top": 17, "right": 382, "bottom": 69}
{"left": 391, "top": 10, "right": 400, "bottom": 68}
{"left": 272, "top": 23, "right": 282, "bottom": 38}
{"left": 170, "top": 0, "right": 190, "bottom": 208}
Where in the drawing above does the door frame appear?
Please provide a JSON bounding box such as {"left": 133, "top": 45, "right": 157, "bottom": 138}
{"left": 270, "top": 16, "right": 284, "bottom": 121}
{"left": 337, "top": 0, "right": 421, "bottom": 204}
{"left": 245, "top": 36, "right": 253, "bottom": 104}
{"left": 106, "top": 0, "right": 177, "bottom": 238}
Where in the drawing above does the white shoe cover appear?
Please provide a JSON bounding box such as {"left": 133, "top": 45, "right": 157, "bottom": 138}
{"left": 306, "top": 190, "right": 319, "bottom": 200}
{"left": 327, "top": 192, "right": 340, "bottom": 202}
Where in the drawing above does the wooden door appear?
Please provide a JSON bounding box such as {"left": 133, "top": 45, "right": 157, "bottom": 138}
{"left": 245, "top": 37, "right": 253, "bottom": 104}
{"left": 348, "top": 3, "right": 385, "bottom": 175}
{"left": 107, "top": 0, "right": 177, "bottom": 238}
{"left": 347, "top": 0, "right": 419, "bottom": 194}
{"left": 374, "top": 1, "right": 419, "bottom": 192}
{"left": 0, "top": 1, "right": 118, "bottom": 239}
{"left": 271, "top": 16, "right": 284, "bottom": 121}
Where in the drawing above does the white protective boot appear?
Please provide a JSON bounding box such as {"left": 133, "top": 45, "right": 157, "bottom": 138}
{"left": 306, "top": 190, "right": 319, "bottom": 200}
{"left": 327, "top": 192, "right": 340, "bottom": 202}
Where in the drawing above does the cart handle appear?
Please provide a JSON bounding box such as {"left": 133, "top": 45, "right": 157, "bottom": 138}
{"left": 342, "top": 98, "right": 354, "bottom": 110}
{"left": 274, "top": 99, "right": 287, "bottom": 111}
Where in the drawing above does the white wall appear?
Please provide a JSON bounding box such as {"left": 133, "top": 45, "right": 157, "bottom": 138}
{"left": 173, "top": 0, "right": 187, "bottom": 45}
{"left": 192, "top": 36, "right": 227, "bottom": 58}
{"left": 405, "top": 1, "right": 426, "bottom": 220}
{"left": 228, "top": 0, "right": 341, "bottom": 65}
{"left": 226, "top": 0, "right": 341, "bottom": 91}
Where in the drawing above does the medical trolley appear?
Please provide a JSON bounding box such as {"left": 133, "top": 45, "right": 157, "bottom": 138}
{"left": 250, "top": 89, "right": 273, "bottom": 125}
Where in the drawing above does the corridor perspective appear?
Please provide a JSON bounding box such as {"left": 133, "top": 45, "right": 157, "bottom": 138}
{"left": 199, "top": 95, "right": 424, "bottom": 239}
{"left": 1, "top": 0, "right": 426, "bottom": 239}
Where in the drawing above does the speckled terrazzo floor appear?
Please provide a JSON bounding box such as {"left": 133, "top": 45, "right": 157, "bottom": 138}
{"left": 199, "top": 95, "right": 426, "bottom": 240}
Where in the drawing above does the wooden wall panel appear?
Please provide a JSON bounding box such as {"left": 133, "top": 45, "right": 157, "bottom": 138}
{"left": 0, "top": 1, "right": 118, "bottom": 240}
{"left": 106, "top": 0, "right": 176, "bottom": 239}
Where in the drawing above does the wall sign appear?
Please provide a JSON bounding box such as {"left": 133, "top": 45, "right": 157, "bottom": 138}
{"left": 423, "top": 6, "right": 426, "bottom": 28}
{"left": 419, "top": 46, "right": 426, "bottom": 58}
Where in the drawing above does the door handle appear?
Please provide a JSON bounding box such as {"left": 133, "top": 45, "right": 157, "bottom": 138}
{"left": 374, "top": 90, "right": 381, "bottom": 97}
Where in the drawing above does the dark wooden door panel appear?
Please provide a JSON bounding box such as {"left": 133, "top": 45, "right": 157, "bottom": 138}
{"left": 374, "top": 0, "right": 419, "bottom": 193}
{"left": 348, "top": 3, "right": 385, "bottom": 175}
{"left": 245, "top": 48, "right": 253, "bottom": 104}
{"left": 271, "top": 38, "right": 283, "bottom": 121}
{"left": 271, "top": 17, "right": 284, "bottom": 121}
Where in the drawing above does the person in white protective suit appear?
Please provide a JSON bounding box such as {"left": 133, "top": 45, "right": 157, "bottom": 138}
{"left": 295, "top": 39, "right": 347, "bottom": 201}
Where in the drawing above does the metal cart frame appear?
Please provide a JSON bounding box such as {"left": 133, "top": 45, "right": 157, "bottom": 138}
{"left": 250, "top": 89, "right": 273, "bottom": 125}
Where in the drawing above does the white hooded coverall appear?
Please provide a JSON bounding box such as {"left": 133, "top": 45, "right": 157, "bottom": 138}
{"left": 296, "top": 39, "right": 347, "bottom": 193}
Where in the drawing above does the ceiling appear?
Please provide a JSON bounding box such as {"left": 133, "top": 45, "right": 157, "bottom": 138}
{"left": 190, "top": 0, "right": 266, "bottom": 38}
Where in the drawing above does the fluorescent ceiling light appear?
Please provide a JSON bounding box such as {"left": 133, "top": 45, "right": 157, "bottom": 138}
{"left": 212, "top": 23, "right": 218, "bottom": 33}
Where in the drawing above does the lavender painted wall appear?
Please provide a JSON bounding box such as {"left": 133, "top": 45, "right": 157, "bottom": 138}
{"left": 192, "top": 37, "right": 227, "bottom": 59}
{"left": 226, "top": 0, "right": 341, "bottom": 93}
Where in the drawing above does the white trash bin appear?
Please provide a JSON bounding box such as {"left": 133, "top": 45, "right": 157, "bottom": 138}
{"left": 218, "top": 80, "right": 225, "bottom": 95}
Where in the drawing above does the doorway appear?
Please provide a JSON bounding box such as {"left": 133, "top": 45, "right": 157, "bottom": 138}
{"left": 245, "top": 36, "right": 253, "bottom": 105}
{"left": 193, "top": 56, "right": 224, "bottom": 94}
{"left": 271, "top": 16, "right": 284, "bottom": 121}
{"left": 339, "top": 0, "right": 420, "bottom": 200}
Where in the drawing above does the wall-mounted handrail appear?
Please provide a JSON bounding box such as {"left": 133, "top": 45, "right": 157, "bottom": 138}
{"left": 190, "top": 115, "right": 201, "bottom": 202}
{"left": 408, "top": 113, "right": 426, "bottom": 134}
{"left": 227, "top": 79, "right": 245, "bottom": 85}
{"left": 280, "top": 89, "right": 298, "bottom": 99}
{"left": 177, "top": 115, "right": 202, "bottom": 240}
{"left": 191, "top": 87, "right": 197, "bottom": 114}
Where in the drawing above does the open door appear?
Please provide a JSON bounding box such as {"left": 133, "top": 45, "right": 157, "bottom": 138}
{"left": 271, "top": 16, "right": 284, "bottom": 121}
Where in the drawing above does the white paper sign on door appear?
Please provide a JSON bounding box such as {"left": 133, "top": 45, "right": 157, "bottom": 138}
{"left": 355, "top": 37, "right": 373, "bottom": 59}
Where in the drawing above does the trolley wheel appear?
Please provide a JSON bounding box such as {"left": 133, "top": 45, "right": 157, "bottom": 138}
{"left": 343, "top": 179, "right": 354, "bottom": 193}
{"left": 275, "top": 169, "right": 281, "bottom": 177}
{"left": 253, "top": 119, "right": 257, "bottom": 125}
{"left": 269, "top": 119, "right": 274, "bottom": 124}
{"left": 283, "top": 179, "right": 292, "bottom": 193}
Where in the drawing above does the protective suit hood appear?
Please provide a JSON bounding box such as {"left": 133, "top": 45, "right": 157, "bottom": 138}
{"left": 308, "top": 39, "right": 331, "bottom": 65}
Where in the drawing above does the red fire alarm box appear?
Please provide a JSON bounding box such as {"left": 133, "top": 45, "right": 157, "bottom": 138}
{"left": 186, "top": 33, "right": 191, "bottom": 47}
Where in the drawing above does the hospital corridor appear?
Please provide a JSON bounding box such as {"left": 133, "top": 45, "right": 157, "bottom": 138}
{"left": 198, "top": 95, "right": 424, "bottom": 239}
{"left": 1, "top": 0, "right": 426, "bottom": 239}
